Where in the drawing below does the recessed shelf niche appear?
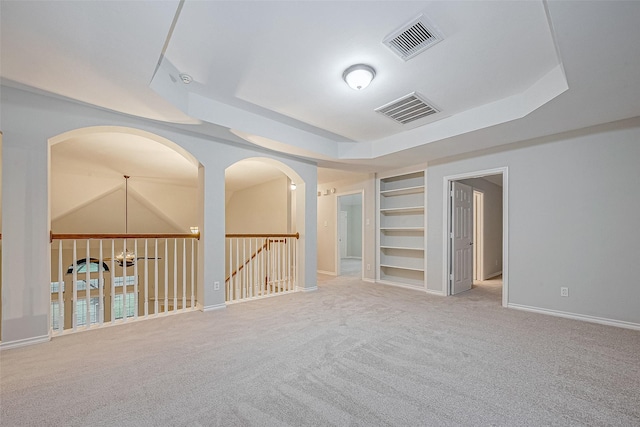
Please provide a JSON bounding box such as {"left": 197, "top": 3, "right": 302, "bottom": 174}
{"left": 377, "top": 171, "right": 425, "bottom": 289}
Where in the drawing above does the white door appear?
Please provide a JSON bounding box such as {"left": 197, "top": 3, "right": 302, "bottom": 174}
{"left": 339, "top": 211, "right": 348, "bottom": 258}
{"left": 451, "top": 182, "right": 473, "bottom": 294}
{"left": 473, "top": 190, "right": 484, "bottom": 281}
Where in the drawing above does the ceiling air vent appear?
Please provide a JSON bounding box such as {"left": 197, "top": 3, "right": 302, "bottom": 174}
{"left": 376, "top": 93, "right": 439, "bottom": 125}
{"left": 383, "top": 14, "right": 443, "bottom": 61}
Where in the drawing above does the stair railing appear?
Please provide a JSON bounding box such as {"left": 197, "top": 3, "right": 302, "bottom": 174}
{"left": 225, "top": 233, "right": 299, "bottom": 303}
{"left": 50, "top": 232, "right": 199, "bottom": 334}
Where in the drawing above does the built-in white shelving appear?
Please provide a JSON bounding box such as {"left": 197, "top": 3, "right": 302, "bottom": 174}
{"left": 380, "top": 206, "right": 424, "bottom": 213}
{"left": 377, "top": 171, "right": 425, "bottom": 289}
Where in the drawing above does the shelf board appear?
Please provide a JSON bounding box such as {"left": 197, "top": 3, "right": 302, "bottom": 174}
{"left": 380, "top": 227, "right": 424, "bottom": 232}
{"left": 380, "top": 206, "right": 424, "bottom": 214}
{"left": 377, "top": 278, "right": 425, "bottom": 289}
{"left": 380, "top": 186, "right": 425, "bottom": 197}
{"left": 380, "top": 264, "right": 424, "bottom": 272}
{"left": 380, "top": 245, "right": 424, "bottom": 251}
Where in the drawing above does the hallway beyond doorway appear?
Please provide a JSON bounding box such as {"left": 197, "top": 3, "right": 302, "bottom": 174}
{"left": 340, "top": 258, "right": 361, "bottom": 277}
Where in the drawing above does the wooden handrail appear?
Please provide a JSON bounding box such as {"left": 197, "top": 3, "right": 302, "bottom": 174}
{"left": 51, "top": 232, "right": 200, "bottom": 242}
{"left": 225, "top": 233, "right": 299, "bottom": 239}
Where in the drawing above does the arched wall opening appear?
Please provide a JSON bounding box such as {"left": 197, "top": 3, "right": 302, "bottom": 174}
{"left": 47, "top": 126, "right": 204, "bottom": 330}
{"left": 49, "top": 126, "right": 200, "bottom": 234}
{"left": 225, "top": 158, "right": 301, "bottom": 235}
{"left": 224, "top": 157, "right": 309, "bottom": 297}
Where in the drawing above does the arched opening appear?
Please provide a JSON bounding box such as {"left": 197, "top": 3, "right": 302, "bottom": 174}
{"left": 48, "top": 126, "right": 202, "bottom": 333}
{"left": 224, "top": 157, "right": 305, "bottom": 302}
{"left": 50, "top": 126, "right": 199, "bottom": 234}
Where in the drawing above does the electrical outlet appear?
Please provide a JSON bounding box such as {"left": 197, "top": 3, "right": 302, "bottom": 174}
{"left": 366, "top": 264, "right": 371, "bottom": 271}
{"left": 560, "top": 287, "right": 569, "bottom": 297}
{"left": 214, "top": 281, "right": 220, "bottom": 291}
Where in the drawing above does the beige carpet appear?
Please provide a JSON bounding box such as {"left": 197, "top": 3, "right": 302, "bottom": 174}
{"left": 1, "top": 275, "right": 639, "bottom": 426}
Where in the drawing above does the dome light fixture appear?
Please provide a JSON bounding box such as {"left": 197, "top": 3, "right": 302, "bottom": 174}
{"left": 343, "top": 64, "right": 376, "bottom": 90}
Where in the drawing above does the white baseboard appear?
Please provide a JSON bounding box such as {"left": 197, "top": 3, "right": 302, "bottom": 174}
{"left": 0, "top": 334, "right": 50, "bottom": 351}
{"left": 376, "top": 279, "right": 425, "bottom": 292}
{"left": 317, "top": 270, "right": 336, "bottom": 276}
{"left": 485, "top": 271, "right": 502, "bottom": 280}
{"left": 362, "top": 278, "right": 376, "bottom": 283}
{"left": 299, "top": 286, "right": 318, "bottom": 292}
{"left": 508, "top": 303, "right": 640, "bottom": 331}
{"left": 202, "top": 303, "right": 227, "bottom": 312}
{"left": 425, "top": 288, "right": 446, "bottom": 296}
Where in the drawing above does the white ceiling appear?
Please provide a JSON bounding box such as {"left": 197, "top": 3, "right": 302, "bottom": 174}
{"left": 163, "top": 1, "right": 556, "bottom": 142}
{"left": 2, "top": 1, "right": 640, "bottom": 175}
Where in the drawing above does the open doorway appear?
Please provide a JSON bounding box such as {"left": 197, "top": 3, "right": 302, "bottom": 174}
{"left": 336, "top": 192, "right": 363, "bottom": 278}
{"left": 445, "top": 168, "right": 508, "bottom": 306}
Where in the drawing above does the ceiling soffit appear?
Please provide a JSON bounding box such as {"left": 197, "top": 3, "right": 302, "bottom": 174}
{"left": 149, "top": 0, "right": 564, "bottom": 162}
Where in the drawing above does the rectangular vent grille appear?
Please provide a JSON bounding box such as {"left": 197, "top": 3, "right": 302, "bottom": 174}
{"left": 384, "top": 15, "right": 443, "bottom": 61}
{"left": 376, "top": 93, "right": 439, "bottom": 125}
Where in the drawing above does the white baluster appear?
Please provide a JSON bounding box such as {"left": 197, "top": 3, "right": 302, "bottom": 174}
{"left": 72, "top": 240, "right": 77, "bottom": 331}
{"left": 144, "top": 239, "right": 148, "bottom": 318}
{"left": 133, "top": 240, "right": 138, "bottom": 319}
{"left": 191, "top": 238, "right": 195, "bottom": 308}
{"left": 57, "top": 240, "right": 64, "bottom": 332}
{"left": 85, "top": 240, "right": 91, "bottom": 327}
{"left": 122, "top": 239, "right": 127, "bottom": 322}
{"left": 110, "top": 240, "right": 115, "bottom": 324}
{"left": 173, "top": 239, "right": 178, "bottom": 311}
{"left": 242, "top": 238, "right": 247, "bottom": 299}
{"left": 99, "top": 240, "right": 104, "bottom": 325}
{"left": 235, "top": 238, "right": 239, "bottom": 301}
{"left": 182, "top": 239, "right": 186, "bottom": 311}
{"left": 164, "top": 239, "right": 168, "bottom": 314}
{"left": 227, "top": 238, "right": 231, "bottom": 302}
{"left": 154, "top": 239, "right": 159, "bottom": 316}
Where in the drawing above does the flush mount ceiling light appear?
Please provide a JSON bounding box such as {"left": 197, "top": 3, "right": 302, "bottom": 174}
{"left": 343, "top": 64, "right": 376, "bottom": 90}
{"left": 179, "top": 73, "right": 192, "bottom": 84}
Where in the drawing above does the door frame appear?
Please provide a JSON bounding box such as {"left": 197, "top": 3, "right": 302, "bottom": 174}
{"left": 442, "top": 167, "right": 509, "bottom": 306}
{"left": 335, "top": 190, "right": 364, "bottom": 278}
{"left": 473, "top": 190, "right": 484, "bottom": 281}
{"left": 338, "top": 210, "right": 348, "bottom": 259}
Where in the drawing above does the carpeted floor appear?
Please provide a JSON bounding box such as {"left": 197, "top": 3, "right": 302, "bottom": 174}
{"left": 1, "top": 275, "right": 639, "bottom": 426}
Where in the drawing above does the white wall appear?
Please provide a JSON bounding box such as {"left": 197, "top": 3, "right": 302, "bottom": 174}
{"left": 459, "top": 177, "right": 503, "bottom": 279}
{"left": 52, "top": 187, "right": 187, "bottom": 233}
{"left": 426, "top": 117, "right": 640, "bottom": 327}
{"left": 345, "top": 202, "right": 362, "bottom": 258}
{"left": 317, "top": 175, "right": 374, "bottom": 278}
{"left": 0, "top": 85, "right": 318, "bottom": 348}
{"left": 226, "top": 176, "right": 288, "bottom": 234}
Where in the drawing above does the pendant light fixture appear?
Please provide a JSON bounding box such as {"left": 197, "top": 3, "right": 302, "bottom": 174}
{"left": 117, "top": 174, "right": 136, "bottom": 267}
{"left": 124, "top": 175, "right": 130, "bottom": 234}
